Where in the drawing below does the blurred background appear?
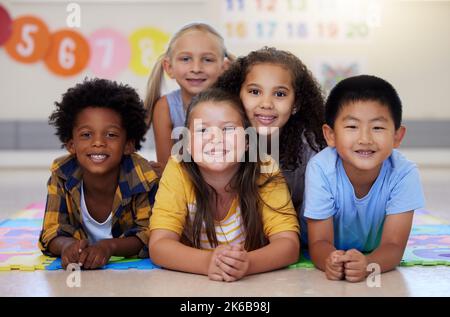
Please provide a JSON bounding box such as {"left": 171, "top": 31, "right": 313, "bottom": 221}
{"left": 1, "top": 0, "right": 449, "bottom": 219}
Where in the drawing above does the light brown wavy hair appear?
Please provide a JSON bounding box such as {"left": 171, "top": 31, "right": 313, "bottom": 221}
{"left": 180, "top": 88, "right": 289, "bottom": 251}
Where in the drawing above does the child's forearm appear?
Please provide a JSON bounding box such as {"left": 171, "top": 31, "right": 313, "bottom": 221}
{"left": 309, "top": 240, "right": 336, "bottom": 271}
{"left": 48, "top": 236, "right": 78, "bottom": 256}
{"left": 247, "top": 237, "right": 299, "bottom": 275}
{"left": 150, "top": 238, "right": 212, "bottom": 275}
{"left": 366, "top": 243, "right": 406, "bottom": 273}
{"left": 98, "top": 236, "right": 144, "bottom": 257}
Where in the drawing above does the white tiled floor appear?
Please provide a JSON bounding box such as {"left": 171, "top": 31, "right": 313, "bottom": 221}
{"left": 0, "top": 166, "right": 449, "bottom": 296}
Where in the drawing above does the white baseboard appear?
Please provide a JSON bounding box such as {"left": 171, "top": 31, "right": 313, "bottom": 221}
{"left": 0, "top": 149, "right": 448, "bottom": 169}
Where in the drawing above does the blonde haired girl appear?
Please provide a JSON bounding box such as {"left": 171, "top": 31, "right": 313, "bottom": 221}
{"left": 145, "top": 23, "right": 233, "bottom": 176}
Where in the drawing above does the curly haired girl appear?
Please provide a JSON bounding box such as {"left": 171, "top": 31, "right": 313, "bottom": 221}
{"left": 214, "top": 47, "right": 326, "bottom": 246}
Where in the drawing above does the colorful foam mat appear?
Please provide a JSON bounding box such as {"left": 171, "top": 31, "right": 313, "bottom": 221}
{"left": 0, "top": 204, "right": 449, "bottom": 271}
{"left": 290, "top": 209, "right": 450, "bottom": 268}
{"left": 0, "top": 203, "right": 158, "bottom": 271}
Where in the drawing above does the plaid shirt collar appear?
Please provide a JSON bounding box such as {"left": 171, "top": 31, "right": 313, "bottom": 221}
{"left": 51, "top": 153, "right": 153, "bottom": 224}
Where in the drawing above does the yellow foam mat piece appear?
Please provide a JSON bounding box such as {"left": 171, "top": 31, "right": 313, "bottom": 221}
{"left": 0, "top": 251, "right": 55, "bottom": 271}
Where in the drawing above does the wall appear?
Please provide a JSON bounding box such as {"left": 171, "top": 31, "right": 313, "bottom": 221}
{"left": 1, "top": 0, "right": 449, "bottom": 152}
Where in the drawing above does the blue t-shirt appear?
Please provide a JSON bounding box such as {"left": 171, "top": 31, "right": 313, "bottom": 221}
{"left": 303, "top": 147, "right": 425, "bottom": 252}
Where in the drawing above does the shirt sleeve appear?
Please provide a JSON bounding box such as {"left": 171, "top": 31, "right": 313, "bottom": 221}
{"left": 38, "top": 173, "right": 78, "bottom": 256}
{"left": 149, "top": 158, "right": 189, "bottom": 236}
{"left": 260, "top": 174, "right": 300, "bottom": 237}
{"left": 122, "top": 182, "right": 158, "bottom": 245}
{"left": 386, "top": 165, "right": 426, "bottom": 214}
{"left": 303, "top": 160, "right": 336, "bottom": 220}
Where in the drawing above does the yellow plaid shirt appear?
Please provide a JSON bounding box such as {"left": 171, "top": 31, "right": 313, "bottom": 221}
{"left": 38, "top": 153, "right": 158, "bottom": 258}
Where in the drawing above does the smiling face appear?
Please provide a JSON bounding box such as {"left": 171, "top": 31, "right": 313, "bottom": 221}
{"left": 164, "top": 30, "right": 227, "bottom": 101}
{"left": 67, "top": 107, "right": 133, "bottom": 179}
{"left": 187, "top": 101, "right": 247, "bottom": 174}
{"left": 323, "top": 100, "right": 405, "bottom": 179}
{"left": 239, "top": 63, "right": 295, "bottom": 135}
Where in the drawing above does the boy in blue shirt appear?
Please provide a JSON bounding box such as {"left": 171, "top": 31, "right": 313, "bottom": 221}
{"left": 304, "top": 75, "right": 425, "bottom": 282}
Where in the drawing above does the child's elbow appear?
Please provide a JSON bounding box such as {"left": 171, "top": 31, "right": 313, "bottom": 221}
{"left": 148, "top": 243, "right": 163, "bottom": 267}
{"left": 148, "top": 232, "right": 170, "bottom": 266}
{"left": 290, "top": 238, "right": 300, "bottom": 264}
{"left": 148, "top": 234, "right": 160, "bottom": 262}
{"left": 283, "top": 234, "right": 300, "bottom": 265}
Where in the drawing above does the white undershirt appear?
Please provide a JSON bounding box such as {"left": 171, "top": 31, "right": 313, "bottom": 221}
{"left": 80, "top": 182, "right": 113, "bottom": 244}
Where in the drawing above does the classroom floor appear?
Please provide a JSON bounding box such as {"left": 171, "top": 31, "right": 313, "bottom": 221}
{"left": 0, "top": 166, "right": 449, "bottom": 297}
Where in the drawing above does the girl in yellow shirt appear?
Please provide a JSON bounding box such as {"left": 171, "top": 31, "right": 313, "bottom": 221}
{"left": 149, "top": 88, "right": 299, "bottom": 282}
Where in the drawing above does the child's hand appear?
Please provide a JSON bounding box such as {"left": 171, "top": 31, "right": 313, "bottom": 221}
{"left": 79, "top": 240, "right": 113, "bottom": 269}
{"left": 207, "top": 244, "right": 232, "bottom": 282}
{"left": 61, "top": 239, "right": 88, "bottom": 269}
{"left": 325, "top": 250, "right": 345, "bottom": 281}
{"left": 149, "top": 161, "right": 163, "bottom": 178}
{"left": 340, "top": 249, "right": 368, "bottom": 282}
{"left": 215, "top": 244, "right": 250, "bottom": 282}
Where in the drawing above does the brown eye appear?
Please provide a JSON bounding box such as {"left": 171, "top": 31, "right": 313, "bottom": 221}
{"left": 194, "top": 128, "right": 206, "bottom": 134}
{"left": 223, "top": 126, "right": 236, "bottom": 133}
{"left": 106, "top": 132, "right": 118, "bottom": 138}
{"left": 274, "top": 91, "right": 287, "bottom": 97}
{"left": 80, "top": 132, "right": 91, "bottom": 138}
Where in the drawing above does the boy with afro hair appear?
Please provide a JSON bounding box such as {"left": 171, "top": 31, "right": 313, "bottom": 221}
{"left": 39, "top": 78, "right": 158, "bottom": 269}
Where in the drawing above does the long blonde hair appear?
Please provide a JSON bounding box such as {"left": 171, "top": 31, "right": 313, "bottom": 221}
{"left": 144, "top": 23, "right": 234, "bottom": 127}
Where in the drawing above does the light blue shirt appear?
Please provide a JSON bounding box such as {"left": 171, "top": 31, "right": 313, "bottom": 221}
{"left": 303, "top": 147, "right": 425, "bottom": 252}
{"left": 166, "top": 89, "right": 185, "bottom": 128}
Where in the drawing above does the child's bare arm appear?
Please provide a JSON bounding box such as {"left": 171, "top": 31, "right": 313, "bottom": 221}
{"left": 307, "top": 217, "right": 347, "bottom": 280}
{"left": 152, "top": 97, "right": 174, "bottom": 171}
{"left": 338, "top": 212, "right": 413, "bottom": 282}
{"left": 48, "top": 236, "right": 79, "bottom": 255}
{"left": 307, "top": 217, "right": 337, "bottom": 270}
{"left": 48, "top": 237, "right": 88, "bottom": 269}
{"left": 244, "top": 231, "right": 299, "bottom": 275}
{"left": 365, "top": 211, "right": 414, "bottom": 273}
{"left": 214, "top": 232, "right": 298, "bottom": 280}
{"left": 149, "top": 229, "right": 213, "bottom": 275}
{"left": 102, "top": 236, "right": 143, "bottom": 257}
{"left": 214, "top": 244, "right": 249, "bottom": 281}
{"left": 78, "top": 236, "right": 143, "bottom": 269}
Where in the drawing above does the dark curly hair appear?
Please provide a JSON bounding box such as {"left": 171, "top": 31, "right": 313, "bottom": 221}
{"left": 49, "top": 78, "right": 147, "bottom": 150}
{"left": 214, "top": 47, "right": 326, "bottom": 170}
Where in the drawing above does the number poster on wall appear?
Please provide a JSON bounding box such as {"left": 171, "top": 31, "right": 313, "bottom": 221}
{"left": 221, "top": 0, "right": 380, "bottom": 43}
